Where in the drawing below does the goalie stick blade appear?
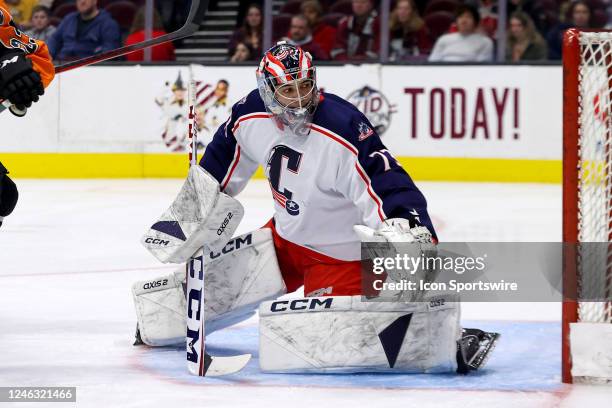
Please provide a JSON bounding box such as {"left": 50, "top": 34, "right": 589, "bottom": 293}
{"left": 204, "top": 353, "right": 252, "bottom": 377}
{"left": 187, "top": 351, "right": 251, "bottom": 377}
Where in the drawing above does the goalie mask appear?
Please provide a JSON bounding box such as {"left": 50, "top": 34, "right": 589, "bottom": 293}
{"left": 256, "top": 42, "right": 319, "bottom": 135}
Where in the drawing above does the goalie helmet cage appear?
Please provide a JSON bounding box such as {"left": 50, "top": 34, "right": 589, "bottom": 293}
{"left": 562, "top": 28, "right": 612, "bottom": 384}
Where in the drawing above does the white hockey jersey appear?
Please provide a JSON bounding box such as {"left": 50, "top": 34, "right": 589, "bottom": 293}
{"left": 200, "top": 90, "right": 435, "bottom": 261}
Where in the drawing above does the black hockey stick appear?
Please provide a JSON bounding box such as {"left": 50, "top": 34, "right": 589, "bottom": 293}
{"left": 185, "top": 80, "right": 251, "bottom": 376}
{"left": 186, "top": 252, "right": 251, "bottom": 376}
{"left": 1, "top": 0, "right": 209, "bottom": 115}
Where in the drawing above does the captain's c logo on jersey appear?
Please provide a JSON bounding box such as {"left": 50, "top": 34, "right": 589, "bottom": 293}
{"left": 266, "top": 145, "right": 303, "bottom": 216}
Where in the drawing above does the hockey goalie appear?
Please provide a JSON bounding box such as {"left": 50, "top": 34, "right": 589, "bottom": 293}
{"left": 135, "top": 42, "right": 498, "bottom": 374}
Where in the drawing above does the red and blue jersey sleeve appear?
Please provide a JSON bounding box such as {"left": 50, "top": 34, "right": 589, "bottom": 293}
{"left": 316, "top": 93, "right": 437, "bottom": 239}
{"left": 353, "top": 117, "right": 436, "bottom": 238}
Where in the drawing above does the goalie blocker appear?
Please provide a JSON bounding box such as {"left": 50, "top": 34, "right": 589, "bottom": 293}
{"left": 141, "top": 165, "right": 243, "bottom": 265}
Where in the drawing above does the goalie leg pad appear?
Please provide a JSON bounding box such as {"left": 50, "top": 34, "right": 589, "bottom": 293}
{"left": 133, "top": 228, "right": 287, "bottom": 346}
{"left": 133, "top": 268, "right": 186, "bottom": 346}
{"left": 259, "top": 294, "right": 461, "bottom": 373}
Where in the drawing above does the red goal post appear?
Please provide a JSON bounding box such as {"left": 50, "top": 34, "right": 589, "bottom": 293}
{"left": 562, "top": 28, "right": 612, "bottom": 384}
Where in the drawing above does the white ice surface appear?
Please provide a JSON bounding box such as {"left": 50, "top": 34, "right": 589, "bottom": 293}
{"left": 0, "top": 180, "right": 610, "bottom": 407}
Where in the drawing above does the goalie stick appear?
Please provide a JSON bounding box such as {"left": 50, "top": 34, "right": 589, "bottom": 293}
{"left": 1, "top": 0, "right": 209, "bottom": 115}
{"left": 185, "top": 80, "right": 251, "bottom": 377}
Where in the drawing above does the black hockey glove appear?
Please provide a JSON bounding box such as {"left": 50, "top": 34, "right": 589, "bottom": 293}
{"left": 0, "top": 51, "right": 44, "bottom": 112}
{"left": 0, "top": 161, "right": 19, "bottom": 228}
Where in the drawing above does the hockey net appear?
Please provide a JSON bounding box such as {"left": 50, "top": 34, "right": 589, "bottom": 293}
{"left": 563, "top": 29, "right": 612, "bottom": 384}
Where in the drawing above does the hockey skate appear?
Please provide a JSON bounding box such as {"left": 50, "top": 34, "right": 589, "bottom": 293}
{"left": 456, "top": 328, "right": 500, "bottom": 374}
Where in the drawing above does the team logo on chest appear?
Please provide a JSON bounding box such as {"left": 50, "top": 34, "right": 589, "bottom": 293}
{"left": 266, "top": 145, "right": 303, "bottom": 216}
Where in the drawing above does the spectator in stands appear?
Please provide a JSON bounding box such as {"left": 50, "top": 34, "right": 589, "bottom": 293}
{"left": 125, "top": 7, "right": 175, "bottom": 62}
{"left": 4, "top": 0, "right": 36, "bottom": 28}
{"left": 547, "top": 1, "right": 591, "bottom": 60}
{"left": 331, "top": 0, "right": 380, "bottom": 61}
{"left": 229, "top": 42, "right": 252, "bottom": 62}
{"left": 48, "top": 0, "right": 121, "bottom": 60}
{"left": 510, "top": 1, "right": 560, "bottom": 36}
{"left": 428, "top": 5, "right": 493, "bottom": 62}
{"left": 388, "top": 0, "right": 431, "bottom": 61}
{"left": 25, "top": 5, "right": 56, "bottom": 42}
{"left": 282, "top": 15, "right": 329, "bottom": 61}
{"left": 506, "top": 11, "right": 547, "bottom": 62}
{"left": 229, "top": 4, "right": 263, "bottom": 60}
{"left": 300, "top": 0, "right": 336, "bottom": 55}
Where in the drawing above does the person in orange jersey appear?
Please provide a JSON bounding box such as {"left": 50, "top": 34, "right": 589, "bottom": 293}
{"left": 0, "top": 1, "right": 56, "bottom": 229}
{"left": 0, "top": 0, "right": 55, "bottom": 113}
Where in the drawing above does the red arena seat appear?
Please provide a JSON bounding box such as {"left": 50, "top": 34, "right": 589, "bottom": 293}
{"left": 280, "top": 0, "right": 303, "bottom": 15}
{"left": 52, "top": 3, "right": 77, "bottom": 19}
{"left": 424, "top": 11, "right": 454, "bottom": 40}
{"left": 329, "top": 0, "right": 353, "bottom": 15}
{"left": 105, "top": 1, "right": 138, "bottom": 33}
{"left": 424, "top": 0, "right": 460, "bottom": 16}
{"left": 273, "top": 14, "right": 293, "bottom": 42}
{"left": 321, "top": 12, "right": 346, "bottom": 27}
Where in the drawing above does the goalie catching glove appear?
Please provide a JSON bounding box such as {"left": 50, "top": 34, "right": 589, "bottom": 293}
{"left": 354, "top": 218, "right": 435, "bottom": 249}
{"left": 0, "top": 51, "right": 44, "bottom": 112}
{"left": 354, "top": 218, "right": 438, "bottom": 301}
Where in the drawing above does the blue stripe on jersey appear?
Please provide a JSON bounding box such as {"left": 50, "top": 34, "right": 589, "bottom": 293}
{"left": 199, "top": 90, "right": 265, "bottom": 185}
{"left": 313, "top": 93, "right": 437, "bottom": 238}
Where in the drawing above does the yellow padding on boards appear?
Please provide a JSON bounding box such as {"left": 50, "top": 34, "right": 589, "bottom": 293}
{"left": 397, "top": 157, "right": 561, "bottom": 183}
{"left": 1, "top": 153, "right": 190, "bottom": 178}
{"left": 0, "top": 153, "right": 561, "bottom": 183}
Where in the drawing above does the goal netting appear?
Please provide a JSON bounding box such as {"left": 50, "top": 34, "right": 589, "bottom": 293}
{"left": 563, "top": 29, "right": 612, "bottom": 384}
